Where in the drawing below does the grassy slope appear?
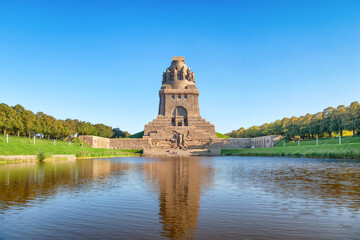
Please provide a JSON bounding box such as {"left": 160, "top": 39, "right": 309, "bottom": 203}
{"left": 0, "top": 135, "right": 141, "bottom": 158}
{"left": 216, "top": 132, "right": 231, "bottom": 138}
{"left": 127, "top": 131, "right": 144, "bottom": 138}
{"left": 222, "top": 136, "right": 360, "bottom": 159}
{"left": 275, "top": 136, "right": 360, "bottom": 147}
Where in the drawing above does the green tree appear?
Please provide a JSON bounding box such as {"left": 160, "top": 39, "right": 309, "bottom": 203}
{"left": 346, "top": 101, "right": 360, "bottom": 135}
{"left": 322, "top": 107, "right": 335, "bottom": 137}
{"left": 298, "top": 114, "right": 312, "bottom": 139}
{"left": 309, "top": 112, "right": 323, "bottom": 138}
{"left": 112, "top": 128, "right": 129, "bottom": 138}
{"left": 0, "top": 102, "right": 129, "bottom": 139}
{"left": 94, "top": 124, "right": 113, "bottom": 138}
{"left": 330, "top": 105, "right": 347, "bottom": 137}
{"left": 65, "top": 119, "right": 76, "bottom": 136}
{"left": 245, "top": 126, "right": 261, "bottom": 138}
{"left": 285, "top": 116, "right": 298, "bottom": 139}
{"left": 12, "top": 104, "right": 25, "bottom": 136}
{"left": 226, "top": 101, "right": 360, "bottom": 139}
{"left": 0, "top": 103, "right": 12, "bottom": 135}
{"left": 22, "top": 110, "right": 35, "bottom": 138}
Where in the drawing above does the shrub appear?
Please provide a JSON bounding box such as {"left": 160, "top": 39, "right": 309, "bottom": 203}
{"left": 37, "top": 152, "right": 48, "bottom": 161}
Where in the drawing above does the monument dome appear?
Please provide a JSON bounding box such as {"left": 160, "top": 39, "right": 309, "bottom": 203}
{"left": 162, "top": 57, "right": 196, "bottom": 89}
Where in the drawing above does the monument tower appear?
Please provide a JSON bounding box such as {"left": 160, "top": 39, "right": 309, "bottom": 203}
{"left": 143, "top": 57, "right": 217, "bottom": 150}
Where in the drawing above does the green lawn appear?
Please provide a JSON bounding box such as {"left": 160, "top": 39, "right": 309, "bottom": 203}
{"left": 222, "top": 141, "right": 360, "bottom": 159}
{"left": 216, "top": 132, "right": 231, "bottom": 138}
{"left": 127, "top": 131, "right": 144, "bottom": 138}
{"left": 275, "top": 135, "right": 360, "bottom": 147}
{"left": 0, "top": 135, "right": 142, "bottom": 158}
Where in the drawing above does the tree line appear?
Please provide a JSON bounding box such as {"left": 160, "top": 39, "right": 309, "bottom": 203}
{"left": 0, "top": 103, "right": 130, "bottom": 139}
{"left": 227, "top": 101, "right": 360, "bottom": 139}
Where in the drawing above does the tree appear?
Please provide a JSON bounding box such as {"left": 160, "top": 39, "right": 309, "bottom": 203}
{"left": 309, "top": 112, "right": 322, "bottom": 138}
{"left": 298, "top": 114, "right": 312, "bottom": 139}
{"left": 0, "top": 102, "right": 127, "bottom": 139}
{"left": 22, "top": 110, "right": 35, "bottom": 138}
{"left": 0, "top": 103, "right": 12, "bottom": 135}
{"left": 285, "top": 116, "right": 298, "bottom": 139}
{"left": 322, "top": 107, "right": 335, "bottom": 137}
{"left": 94, "top": 124, "right": 113, "bottom": 138}
{"left": 245, "top": 126, "right": 261, "bottom": 138}
{"left": 12, "top": 104, "right": 25, "bottom": 136}
{"left": 226, "top": 102, "right": 360, "bottom": 139}
{"left": 65, "top": 119, "right": 76, "bottom": 136}
{"left": 346, "top": 101, "right": 360, "bottom": 135}
{"left": 330, "top": 105, "right": 347, "bottom": 137}
{"left": 112, "top": 128, "right": 129, "bottom": 138}
{"left": 271, "top": 119, "right": 282, "bottom": 135}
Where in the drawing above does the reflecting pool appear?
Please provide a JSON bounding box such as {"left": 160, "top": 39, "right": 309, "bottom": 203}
{"left": 0, "top": 157, "right": 359, "bottom": 239}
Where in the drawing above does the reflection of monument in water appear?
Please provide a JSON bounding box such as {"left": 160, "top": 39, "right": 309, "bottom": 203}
{"left": 144, "top": 158, "right": 214, "bottom": 239}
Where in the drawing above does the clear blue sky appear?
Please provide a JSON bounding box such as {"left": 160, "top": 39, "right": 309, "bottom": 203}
{"left": 1, "top": 0, "right": 359, "bottom": 134}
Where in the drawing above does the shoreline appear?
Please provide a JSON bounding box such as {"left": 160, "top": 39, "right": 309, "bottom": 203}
{"left": 222, "top": 153, "right": 360, "bottom": 160}
{"left": 221, "top": 145, "right": 360, "bottom": 160}
{"left": 0, "top": 155, "right": 76, "bottom": 163}
{"left": 0, "top": 153, "right": 142, "bottom": 162}
{"left": 76, "top": 154, "right": 142, "bottom": 159}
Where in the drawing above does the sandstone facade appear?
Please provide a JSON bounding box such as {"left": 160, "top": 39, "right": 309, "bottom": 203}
{"left": 79, "top": 135, "right": 110, "bottom": 148}
{"left": 143, "top": 57, "right": 216, "bottom": 150}
{"left": 110, "top": 138, "right": 151, "bottom": 149}
{"left": 78, "top": 135, "right": 151, "bottom": 150}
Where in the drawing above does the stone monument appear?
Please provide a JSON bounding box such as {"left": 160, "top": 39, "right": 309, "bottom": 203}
{"left": 143, "top": 57, "right": 217, "bottom": 150}
{"left": 79, "top": 57, "right": 281, "bottom": 155}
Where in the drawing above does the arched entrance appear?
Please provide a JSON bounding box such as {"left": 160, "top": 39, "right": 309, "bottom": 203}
{"left": 172, "top": 106, "right": 188, "bottom": 126}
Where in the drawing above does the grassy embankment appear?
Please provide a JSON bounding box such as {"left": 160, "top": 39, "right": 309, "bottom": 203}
{"left": 127, "top": 131, "right": 144, "bottom": 138}
{"left": 221, "top": 136, "right": 360, "bottom": 159}
{"left": 216, "top": 132, "right": 231, "bottom": 138}
{"left": 0, "top": 135, "right": 142, "bottom": 159}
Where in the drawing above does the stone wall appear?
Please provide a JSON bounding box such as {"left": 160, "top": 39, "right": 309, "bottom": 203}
{"left": 79, "top": 135, "right": 151, "bottom": 150}
{"left": 204, "top": 136, "right": 282, "bottom": 150}
{"left": 79, "top": 135, "right": 110, "bottom": 148}
{"left": 207, "top": 138, "right": 252, "bottom": 149}
{"left": 78, "top": 135, "right": 282, "bottom": 154}
{"left": 251, "top": 135, "right": 282, "bottom": 148}
{"left": 110, "top": 138, "right": 151, "bottom": 150}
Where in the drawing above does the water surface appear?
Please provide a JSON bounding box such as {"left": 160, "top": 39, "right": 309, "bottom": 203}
{"left": 0, "top": 157, "right": 359, "bottom": 239}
